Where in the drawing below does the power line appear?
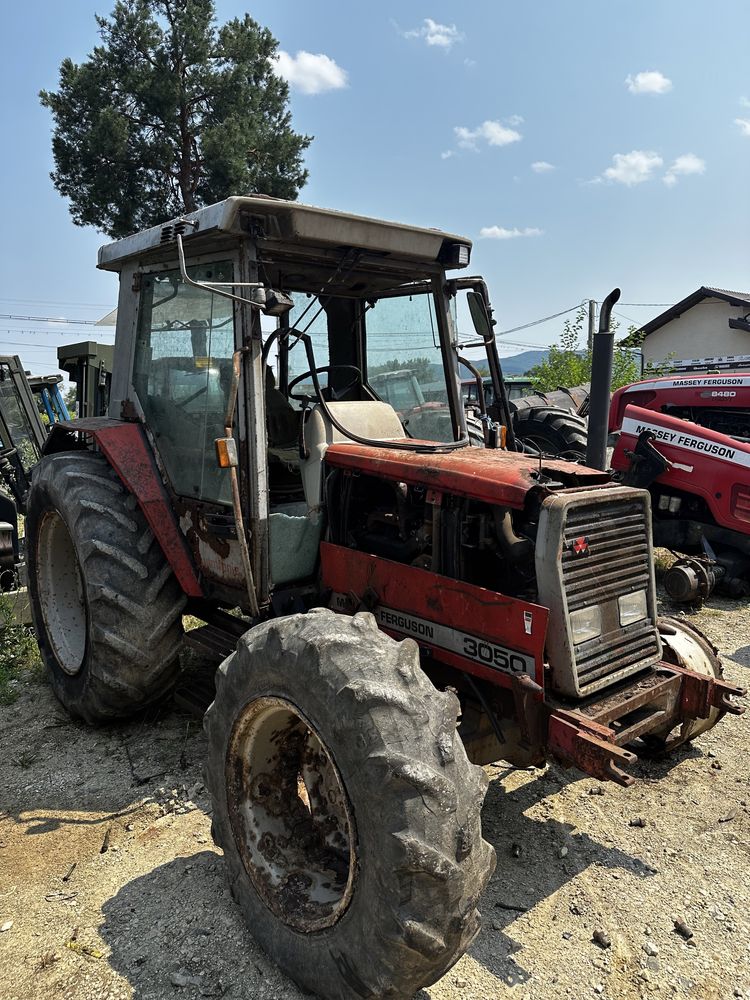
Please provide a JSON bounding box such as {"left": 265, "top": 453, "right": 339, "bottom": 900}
{"left": 0, "top": 298, "right": 114, "bottom": 309}
{"left": 0, "top": 312, "right": 113, "bottom": 326}
{"left": 2, "top": 329, "right": 115, "bottom": 341}
{"left": 612, "top": 310, "right": 644, "bottom": 327}
{"left": 497, "top": 302, "right": 584, "bottom": 336}
{"left": 0, "top": 327, "right": 114, "bottom": 337}
{"left": 0, "top": 341, "right": 76, "bottom": 351}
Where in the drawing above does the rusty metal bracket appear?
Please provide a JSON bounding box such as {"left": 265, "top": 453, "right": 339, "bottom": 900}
{"left": 511, "top": 673, "right": 545, "bottom": 747}
{"left": 547, "top": 710, "right": 637, "bottom": 787}
{"left": 671, "top": 664, "right": 747, "bottom": 719}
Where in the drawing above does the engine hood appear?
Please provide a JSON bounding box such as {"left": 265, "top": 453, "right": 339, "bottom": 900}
{"left": 324, "top": 443, "right": 612, "bottom": 509}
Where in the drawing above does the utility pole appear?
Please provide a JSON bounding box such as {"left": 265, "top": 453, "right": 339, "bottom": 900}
{"left": 587, "top": 299, "right": 596, "bottom": 353}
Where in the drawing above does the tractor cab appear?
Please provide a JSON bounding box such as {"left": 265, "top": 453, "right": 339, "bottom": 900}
{"left": 94, "top": 196, "right": 510, "bottom": 603}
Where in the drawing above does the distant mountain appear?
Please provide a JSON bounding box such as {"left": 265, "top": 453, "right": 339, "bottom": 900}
{"left": 497, "top": 350, "right": 549, "bottom": 375}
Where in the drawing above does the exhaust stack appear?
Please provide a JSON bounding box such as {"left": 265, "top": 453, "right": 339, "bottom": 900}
{"left": 585, "top": 288, "right": 621, "bottom": 470}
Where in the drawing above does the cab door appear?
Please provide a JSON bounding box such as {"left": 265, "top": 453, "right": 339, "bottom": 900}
{"left": 125, "top": 253, "right": 268, "bottom": 605}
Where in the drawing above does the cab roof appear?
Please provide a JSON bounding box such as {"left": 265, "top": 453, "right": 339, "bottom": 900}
{"left": 97, "top": 195, "right": 472, "bottom": 273}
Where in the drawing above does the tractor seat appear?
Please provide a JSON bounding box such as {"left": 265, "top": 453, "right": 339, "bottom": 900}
{"left": 268, "top": 400, "right": 404, "bottom": 585}
{"left": 300, "top": 401, "right": 405, "bottom": 509}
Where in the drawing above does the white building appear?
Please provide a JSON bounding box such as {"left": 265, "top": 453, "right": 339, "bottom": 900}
{"left": 640, "top": 287, "right": 750, "bottom": 372}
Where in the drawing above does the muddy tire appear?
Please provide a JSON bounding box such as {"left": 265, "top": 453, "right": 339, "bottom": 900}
{"left": 26, "top": 450, "right": 185, "bottom": 724}
{"left": 512, "top": 406, "right": 588, "bottom": 461}
{"left": 204, "top": 608, "right": 495, "bottom": 1000}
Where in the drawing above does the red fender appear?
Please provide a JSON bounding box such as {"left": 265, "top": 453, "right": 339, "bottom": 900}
{"left": 44, "top": 418, "right": 203, "bottom": 598}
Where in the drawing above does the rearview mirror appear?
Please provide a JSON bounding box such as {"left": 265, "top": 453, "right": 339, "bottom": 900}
{"left": 467, "top": 291, "right": 492, "bottom": 340}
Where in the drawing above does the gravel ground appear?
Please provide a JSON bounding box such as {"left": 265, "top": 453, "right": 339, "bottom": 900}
{"left": 0, "top": 596, "right": 748, "bottom": 1000}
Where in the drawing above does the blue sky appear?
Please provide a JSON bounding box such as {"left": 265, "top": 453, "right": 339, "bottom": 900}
{"left": 1, "top": 0, "right": 748, "bottom": 374}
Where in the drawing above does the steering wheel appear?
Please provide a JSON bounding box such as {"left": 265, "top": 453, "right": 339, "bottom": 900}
{"left": 288, "top": 365, "right": 363, "bottom": 403}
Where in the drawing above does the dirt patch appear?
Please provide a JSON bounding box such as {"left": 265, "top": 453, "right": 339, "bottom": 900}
{"left": 0, "top": 598, "right": 748, "bottom": 1000}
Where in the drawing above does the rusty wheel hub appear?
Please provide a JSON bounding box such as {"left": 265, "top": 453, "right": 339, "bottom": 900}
{"left": 226, "top": 696, "right": 357, "bottom": 933}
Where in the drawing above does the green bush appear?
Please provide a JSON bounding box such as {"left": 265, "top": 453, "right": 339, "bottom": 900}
{"left": 527, "top": 306, "right": 673, "bottom": 393}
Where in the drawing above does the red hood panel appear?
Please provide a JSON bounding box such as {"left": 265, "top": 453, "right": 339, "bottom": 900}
{"left": 325, "top": 443, "right": 611, "bottom": 508}
{"left": 610, "top": 371, "right": 750, "bottom": 432}
{"left": 612, "top": 403, "right": 750, "bottom": 532}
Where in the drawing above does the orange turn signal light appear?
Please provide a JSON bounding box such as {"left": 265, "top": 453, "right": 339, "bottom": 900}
{"left": 215, "top": 437, "right": 238, "bottom": 469}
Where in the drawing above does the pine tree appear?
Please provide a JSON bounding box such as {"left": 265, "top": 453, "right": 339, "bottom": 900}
{"left": 40, "top": 0, "right": 311, "bottom": 239}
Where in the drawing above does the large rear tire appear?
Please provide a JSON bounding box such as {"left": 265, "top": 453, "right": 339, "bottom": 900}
{"left": 204, "top": 608, "right": 495, "bottom": 1000}
{"left": 26, "top": 450, "right": 185, "bottom": 724}
{"left": 512, "top": 406, "right": 588, "bottom": 461}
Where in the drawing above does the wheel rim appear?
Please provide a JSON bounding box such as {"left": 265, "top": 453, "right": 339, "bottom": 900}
{"left": 226, "top": 696, "right": 357, "bottom": 933}
{"left": 36, "top": 510, "right": 87, "bottom": 675}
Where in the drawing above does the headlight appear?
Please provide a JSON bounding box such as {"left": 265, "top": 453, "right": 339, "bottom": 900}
{"left": 570, "top": 606, "right": 602, "bottom": 644}
{"left": 618, "top": 589, "right": 648, "bottom": 626}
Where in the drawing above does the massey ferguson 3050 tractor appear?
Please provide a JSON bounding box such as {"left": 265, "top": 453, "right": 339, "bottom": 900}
{"left": 611, "top": 371, "right": 750, "bottom": 601}
{"left": 27, "top": 198, "right": 744, "bottom": 999}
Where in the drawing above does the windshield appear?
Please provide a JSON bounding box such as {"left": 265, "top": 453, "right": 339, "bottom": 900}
{"left": 267, "top": 285, "right": 460, "bottom": 446}
{"left": 365, "top": 291, "right": 454, "bottom": 443}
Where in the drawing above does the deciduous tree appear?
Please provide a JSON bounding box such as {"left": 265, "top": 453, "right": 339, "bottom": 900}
{"left": 526, "top": 306, "right": 672, "bottom": 391}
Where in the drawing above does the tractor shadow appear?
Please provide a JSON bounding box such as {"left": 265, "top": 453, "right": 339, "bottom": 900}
{"left": 727, "top": 643, "right": 750, "bottom": 668}
{"left": 449, "top": 762, "right": 662, "bottom": 990}
{"left": 0, "top": 680, "right": 207, "bottom": 835}
{"left": 100, "top": 850, "right": 304, "bottom": 1000}
{"left": 91, "top": 748, "right": 700, "bottom": 999}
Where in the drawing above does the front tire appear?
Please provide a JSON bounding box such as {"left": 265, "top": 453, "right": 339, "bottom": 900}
{"left": 204, "top": 608, "right": 495, "bottom": 1000}
{"left": 26, "top": 450, "right": 185, "bottom": 724}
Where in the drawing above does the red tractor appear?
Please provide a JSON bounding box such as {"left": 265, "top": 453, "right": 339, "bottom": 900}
{"left": 611, "top": 371, "right": 750, "bottom": 601}
{"left": 26, "top": 198, "right": 744, "bottom": 1000}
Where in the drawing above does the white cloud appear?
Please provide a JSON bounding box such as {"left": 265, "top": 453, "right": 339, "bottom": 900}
{"left": 663, "top": 153, "right": 706, "bottom": 186}
{"left": 273, "top": 50, "right": 348, "bottom": 95}
{"left": 531, "top": 160, "right": 555, "bottom": 173}
{"left": 403, "top": 18, "right": 464, "bottom": 50}
{"left": 440, "top": 150, "right": 454, "bottom": 160}
{"left": 735, "top": 117, "right": 750, "bottom": 137}
{"left": 602, "top": 150, "right": 663, "bottom": 185}
{"left": 506, "top": 114, "right": 524, "bottom": 127}
{"left": 740, "top": 97, "right": 750, "bottom": 108}
{"left": 455, "top": 119, "right": 522, "bottom": 151}
{"left": 625, "top": 70, "right": 673, "bottom": 95}
{"left": 480, "top": 226, "right": 543, "bottom": 240}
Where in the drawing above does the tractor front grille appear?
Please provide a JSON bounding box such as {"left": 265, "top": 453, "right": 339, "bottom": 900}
{"left": 562, "top": 503, "right": 651, "bottom": 612}
{"left": 562, "top": 500, "right": 660, "bottom": 691}
{"left": 536, "top": 487, "right": 662, "bottom": 698}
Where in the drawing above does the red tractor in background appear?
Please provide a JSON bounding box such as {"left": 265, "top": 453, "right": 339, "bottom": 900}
{"left": 611, "top": 371, "right": 750, "bottom": 601}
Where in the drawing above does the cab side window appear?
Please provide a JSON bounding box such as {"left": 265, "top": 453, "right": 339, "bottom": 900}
{"left": 133, "top": 263, "right": 235, "bottom": 504}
